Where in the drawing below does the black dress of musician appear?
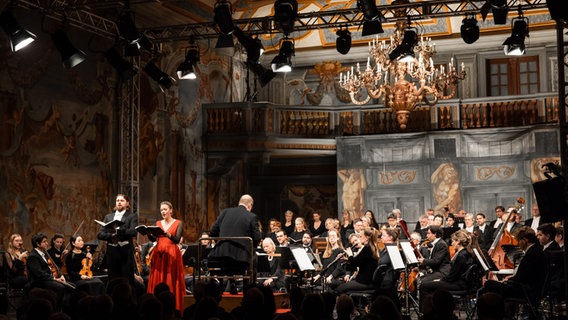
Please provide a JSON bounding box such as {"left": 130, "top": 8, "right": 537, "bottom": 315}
{"left": 421, "top": 229, "right": 475, "bottom": 294}
{"left": 65, "top": 235, "right": 105, "bottom": 295}
{"left": 258, "top": 238, "right": 285, "bottom": 291}
{"left": 312, "top": 229, "right": 347, "bottom": 291}
{"left": 335, "top": 228, "right": 379, "bottom": 294}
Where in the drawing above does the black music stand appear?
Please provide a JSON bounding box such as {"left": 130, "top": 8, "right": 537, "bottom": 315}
{"left": 395, "top": 241, "right": 421, "bottom": 319}
{"left": 275, "top": 246, "right": 294, "bottom": 270}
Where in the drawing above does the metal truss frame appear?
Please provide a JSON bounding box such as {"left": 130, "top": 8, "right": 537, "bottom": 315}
{"left": 14, "top": 0, "right": 549, "bottom": 42}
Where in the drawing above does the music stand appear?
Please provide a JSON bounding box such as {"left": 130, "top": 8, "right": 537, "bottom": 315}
{"left": 182, "top": 244, "right": 212, "bottom": 267}
{"left": 290, "top": 247, "right": 315, "bottom": 271}
{"left": 393, "top": 242, "right": 421, "bottom": 319}
{"left": 256, "top": 252, "right": 272, "bottom": 273}
{"left": 385, "top": 243, "right": 406, "bottom": 271}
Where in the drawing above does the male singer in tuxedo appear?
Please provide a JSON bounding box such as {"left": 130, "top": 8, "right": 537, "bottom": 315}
{"left": 208, "top": 194, "right": 261, "bottom": 284}
{"left": 418, "top": 225, "right": 451, "bottom": 282}
{"left": 97, "top": 193, "right": 138, "bottom": 289}
{"left": 27, "top": 233, "right": 70, "bottom": 310}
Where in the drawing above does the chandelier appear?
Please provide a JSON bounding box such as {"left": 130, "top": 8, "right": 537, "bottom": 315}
{"left": 339, "top": 20, "right": 466, "bottom": 129}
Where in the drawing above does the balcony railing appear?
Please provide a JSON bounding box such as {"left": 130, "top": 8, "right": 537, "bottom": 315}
{"left": 204, "top": 93, "right": 560, "bottom": 138}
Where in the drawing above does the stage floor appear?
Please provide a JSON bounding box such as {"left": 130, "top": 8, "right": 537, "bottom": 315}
{"left": 184, "top": 291, "right": 290, "bottom": 312}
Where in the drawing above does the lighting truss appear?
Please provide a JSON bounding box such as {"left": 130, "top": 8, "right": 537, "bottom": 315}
{"left": 13, "top": 0, "right": 548, "bottom": 42}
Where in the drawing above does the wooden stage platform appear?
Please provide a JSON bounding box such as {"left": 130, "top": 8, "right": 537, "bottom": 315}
{"left": 184, "top": 292, "right": 290, "bottom": 312}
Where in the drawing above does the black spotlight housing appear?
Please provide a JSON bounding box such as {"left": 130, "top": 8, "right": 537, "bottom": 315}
{"left": 503, "top": 18, "right": 529, "bottom": 56}
{"left": 546, "top": 0, "right": 568, "bottom": 22}
{"left": 274, "top": 0, "right": 298, "bottom": 35}
{"left": 51, "top": 29, "right": 86, "bottom": 69}
{"left": 271, "top": 38, "right": 294, "bottom": 73}
{"left": 116, "top": 12, "right": 153, "bottom": 56}
{"left": 214, "top": 0, "right": 235, "bottom": 35}
{"left": 105, "top": 48, "right": 138, "bottom": 81}
{"left": 247, "top": 60, "right": 276, "bottom": 87}
{"left": 144, "top": 61, "right": 176, "bottom": 92}
{"left": 460, "top": 17, "right": 480, "bottom": 44}
{"left": 336, "top": 29, "right": 352, "bottom": 55}
{"left": 177, "top": 43, "right": 200, "bottom": 80}
{"left": 388, "top": 29, "right": 418, "bottom": 62}
{"left": 0, "top": 9, "right": 36, "bottom": 52}
{"left": 491, "top": 0, "right": 509, "bottom": 25}
{"left": 358, "top": 0, "right": 385, "bottom": 36}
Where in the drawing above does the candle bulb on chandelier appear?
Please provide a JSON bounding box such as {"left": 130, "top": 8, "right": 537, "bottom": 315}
{"left": 461, "top": 62, "right": 465, "bottom": 72}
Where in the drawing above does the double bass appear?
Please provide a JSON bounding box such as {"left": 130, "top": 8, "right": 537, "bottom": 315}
{"left": 397, "top": 220, "right": 420, "bottom": 293}
{"left": 488, "top": 199, "right": 523, "bottom": 272}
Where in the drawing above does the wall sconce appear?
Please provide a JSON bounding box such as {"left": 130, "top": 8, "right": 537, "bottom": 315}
{"left": 144, "top": 60, "right": 176, "bottom": 92}
{"left": 52, "top": 28, "right": 86, "bottom": 68}
{"left": 0, "top": 8, "right": 36, "bottom": 52}
{"left": 271, "top": 37, "right": 294, "bottom": 73}
{"left": 105, "top": 47, "right": 138, "bottom": 81}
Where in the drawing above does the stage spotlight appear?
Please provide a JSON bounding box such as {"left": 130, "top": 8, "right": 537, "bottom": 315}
{"left": 116, "top": 11, "right": 153, "bottom": 56}
{"left": 460, "top": 17, "right": 480, "bottom": 44}
{"left": 358, "top": 0, "right": 385, "bottom": 36}
{"left": 105, "top": 48, "right": 138, "bottom": 81}
{"left": 216, "top": 33, "right": 234, "bottom": 48}
{"left": 388, "top": 28, "right": 417, "bottom": 62}
{"left": 546, "top": 0, "right": 568, "bottom": 22}
{"left": 274, "top": 0, "right": 298, "bottom": 35}
{"left": 236, "top": 30, "right": 264, "bottom": 63}
{"left": 271, "top": 38, "right": 294, "bottom": 73}
{"left": 177, "top": 41, "right": 199, "bottom": 80}
{"left": 214, "top": 0, "right": 235, "bottom": 35}
{"left": 247, "top": 60, "right": 276, "bottom": 87}
{"left": 0, "top": 9, "right": 36, "bottom": 52}
{"left": 51, "top": 29, "right": 86, "bottom": 68}
{"left": 503, "top": 17, "right": 528, "bottom": 56}
{"left": 144, "top": 60, "right": 176, "bottom": 92}
{"left": 336, "top": 29, "right": 352, "bottom": 55}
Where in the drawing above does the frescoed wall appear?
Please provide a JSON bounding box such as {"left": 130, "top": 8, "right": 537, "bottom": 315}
{"left": 337, "top": 126, "right": 561, "bottom": 224}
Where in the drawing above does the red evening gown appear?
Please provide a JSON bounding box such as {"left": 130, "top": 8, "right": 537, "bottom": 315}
{"left": 147, "top": 219, "right": 186, "bottom": 313}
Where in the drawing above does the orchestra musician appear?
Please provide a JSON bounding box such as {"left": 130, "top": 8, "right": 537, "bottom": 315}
{"left": 420, "top": 229, "right": 475, "bottom": 294}
{"left": 474, "top": 213, "right": 493, "bottom": 252}
{"left": 4, "top": 234, "right": 29, "bottom": 291}
{"left": 289, "top": 217, "right": 308, "bottom": 243}
{"left": 258, "top": 238, "right": 285, "bottom": 291}
{"left": 47, "top": 233, "right": 68, "bottom": 269}
{"left": 26, "top": 233, "right": 72, "bottom": 310}
{"left": 65, "top": 235, "right": 105, "bottom": 295}
{"left": 377, "top": 228, "right": 401, "bottom": 308}
{"left": 417, "top": 225, "right": 451, "bottom": 283}
{"left": 481, "top": 226, "right": 547, "bottom": 317}
{"left": 335, "top": 227, "right": 379, "bottom": 294}
{"left": 311, "top": 229, "right": 347, "bottom": 291}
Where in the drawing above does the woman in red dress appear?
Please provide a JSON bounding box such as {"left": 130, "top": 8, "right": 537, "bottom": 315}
{"left": 146, "top": 201, "right": 185, "bottom": 314}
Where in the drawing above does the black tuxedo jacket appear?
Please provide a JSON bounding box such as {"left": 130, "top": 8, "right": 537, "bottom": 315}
{"left": 524, "top": 217, "right": 542, "bottom": 228}
{"left": 509, "top": 243, "right": 547, "bottom": 293}
{"left": 97, "top": 210, "right": 138, "bottom": 244}
{"left": 443, "top": 249, "right": 474, "bottom": 284}
{"left": 209, "top": 205, "right": 261, "bottom": 264}
{"left": 27, "top": 249, "right": 55, "bottom": 283}
{"left": 421, "top": 238, "right": 451, "bottom": 276}
{"left": 474, "top": 225, "right": 494, "bottom": 251}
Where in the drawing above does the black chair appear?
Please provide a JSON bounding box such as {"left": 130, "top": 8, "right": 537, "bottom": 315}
{"left": 503, "top": 271, "right": 550, "bottom": 320}
{"left": 348, "top": 264, "right": 389, "bottom": 312}
{"left": 448, "top": 263, "right": 484, "bottom": 320}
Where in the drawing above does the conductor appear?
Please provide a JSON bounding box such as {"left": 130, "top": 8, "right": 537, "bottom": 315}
{"left": 208, "top": 194, "right": 261, "bottom": 289}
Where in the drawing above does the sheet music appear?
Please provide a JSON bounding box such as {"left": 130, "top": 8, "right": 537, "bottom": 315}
{"left": 290, "top": 247, "right": 316, "bottom": 271}
{"left": 385, "top": 244, "right": 406, "bottom": 270}
{"left": 399, "top": 240, "right": 419, "bottom": 265}
{"left": 472, "top": 248, "right": 489, "bottom": 272}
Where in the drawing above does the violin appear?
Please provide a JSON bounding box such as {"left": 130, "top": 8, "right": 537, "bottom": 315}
{"left": 79, "top": 246, "right": 93, "bottom": 278}
{"left": 47, "top": 256, "right": 60, "bottom": 278}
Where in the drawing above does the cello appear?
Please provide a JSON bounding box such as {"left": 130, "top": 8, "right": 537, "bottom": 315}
{"left": 397, "top": 220, "right": 420, "bottom": 293}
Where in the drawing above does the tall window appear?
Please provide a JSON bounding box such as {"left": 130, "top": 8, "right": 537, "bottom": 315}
{"left": 487, "top": 56, "right": 539, "bottom": 96}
